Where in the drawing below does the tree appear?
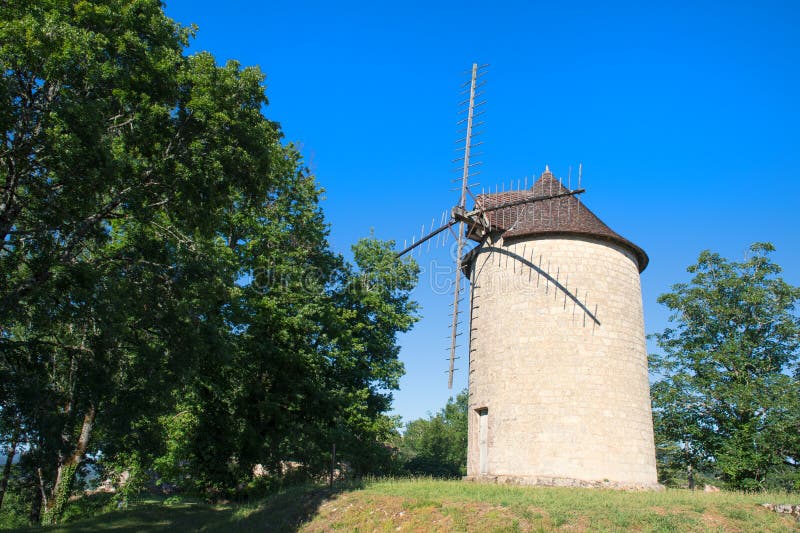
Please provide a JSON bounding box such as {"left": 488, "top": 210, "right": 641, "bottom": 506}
{"left": 1, "top": 0, "right": 420, "bottom": 522}
{"left": 0, "top": 0, "right": 295, "bottom": 519}
{"left": 650, "top": 243, "right": 800, "bottom": 490}
{"left": 150, "top": 233, "right": 419, "bottom": 495}
{"left": 398, "top": 389, "right": 468, "bottom": 477}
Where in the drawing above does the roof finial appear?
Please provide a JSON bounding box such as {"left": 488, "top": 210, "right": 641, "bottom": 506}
{"left": 545, "top": 164, "right": 550, "bottom": 173}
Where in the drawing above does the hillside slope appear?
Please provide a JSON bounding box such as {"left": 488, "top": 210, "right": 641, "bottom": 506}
{"left": 21, "top": 479, "right": 800, "bottom": 532}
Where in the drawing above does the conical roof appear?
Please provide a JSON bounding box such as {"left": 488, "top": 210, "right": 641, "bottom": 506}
{"left": 472, "top": 169, "right": 649, "bottom": 271}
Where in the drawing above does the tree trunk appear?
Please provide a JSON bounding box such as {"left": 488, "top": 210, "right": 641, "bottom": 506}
{"left": 687, "top": 464, "right": 695, "bottom": 490}
{"left": 0, "top": 426, "right": 20, "bottom": 511}
{"left": 42, "top": 405, "right": 96, "bottom": 525}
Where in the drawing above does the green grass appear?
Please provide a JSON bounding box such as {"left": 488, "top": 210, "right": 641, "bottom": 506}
{"left": 354, "top": 478, "right": 798, "bottom": 531}
{"left": 8, "top": 484, "right": 334, "bottom": 532}
{"left": 7, "top": 478, "right": 799, "bottom": 532}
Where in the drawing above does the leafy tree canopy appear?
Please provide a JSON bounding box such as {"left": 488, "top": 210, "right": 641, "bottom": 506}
{"left": 396, "top": 389, "right": 468, "bottom": 478}
{"left": 0, "top": 0, "right": 419, "bottom": 523}
{"left": 650, "top": 243, "right": 800, "bottom": 491}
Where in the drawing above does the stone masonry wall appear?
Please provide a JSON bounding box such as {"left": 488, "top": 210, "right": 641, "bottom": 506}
{"left": 466, "top": 234, "right": 659, "bottom": 488}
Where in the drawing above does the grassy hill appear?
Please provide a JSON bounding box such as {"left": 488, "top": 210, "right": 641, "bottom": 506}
{"left": 15, "top": 478, "right": 800, "bottom": 532}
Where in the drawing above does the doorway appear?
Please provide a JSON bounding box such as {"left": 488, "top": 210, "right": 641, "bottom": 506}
{"left": 477, "top": 407, "right": 488, "bottom": 475}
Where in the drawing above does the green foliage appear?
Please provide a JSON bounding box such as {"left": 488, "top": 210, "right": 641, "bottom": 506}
{"left": 0, "top": 0, "right": 420, "bottom": 523}
{"left": 397, "top": 389, "right": 468, "bottom": 477}
{"left": 59, "top": 491, "right": 115, "bottom": 525}
{"left": 41, "top": 463, "right": 78, "bottom": 525}
{"left": 0, "top": 468, "right": 31, "bottom": 530}
{"left": 650, "top": 243, "right": 800, "bottom": 490}
{"left": 146, "top": 235, "right": 419, "bottom": 496}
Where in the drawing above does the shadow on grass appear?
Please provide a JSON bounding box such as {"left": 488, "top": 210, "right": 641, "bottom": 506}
{"left": 15, "top": 481, "right": 364, "bottom": 533}
{"left": 228, "top": 481, "right": 363, "bottom": 532}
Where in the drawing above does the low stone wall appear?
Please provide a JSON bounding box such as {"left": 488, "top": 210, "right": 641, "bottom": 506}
{"left": 761, "top": 503, "right": 800, "bottom": 522}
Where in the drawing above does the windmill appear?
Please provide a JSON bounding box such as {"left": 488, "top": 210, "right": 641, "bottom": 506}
{"left": 396, "top": 64, "right": 661, "bottom": 489}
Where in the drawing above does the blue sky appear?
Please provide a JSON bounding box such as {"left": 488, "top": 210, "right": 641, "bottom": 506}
{"left": 163, "top": 0, "right": 799, "bottom": 423}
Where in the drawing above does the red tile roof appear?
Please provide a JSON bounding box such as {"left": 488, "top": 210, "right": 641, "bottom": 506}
{"left": 471, "top": 170, "right": 648, "bottom": 272}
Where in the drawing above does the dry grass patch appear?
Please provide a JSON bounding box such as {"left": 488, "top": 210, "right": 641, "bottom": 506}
{"left": 304, "top": 493, "right": 527, "bottom": 532}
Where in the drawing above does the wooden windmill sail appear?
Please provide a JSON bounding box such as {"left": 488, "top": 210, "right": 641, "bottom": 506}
{"left": 395, "top": 63, "right": 589, "bottom": 388}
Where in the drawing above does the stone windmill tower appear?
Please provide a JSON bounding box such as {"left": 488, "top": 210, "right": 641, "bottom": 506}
{"left": 462, "top": 167, "right": 659, "bottom": 489}
{"left": 396, "top": 64, "right": 659, "bottom": 489}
